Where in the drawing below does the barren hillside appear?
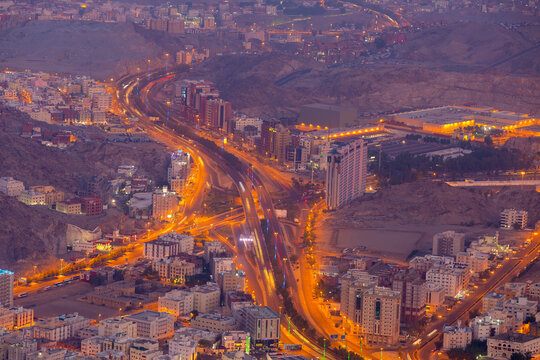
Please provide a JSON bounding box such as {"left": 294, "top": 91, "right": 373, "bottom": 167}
{"left": 326, "top": 181, "right": 540, "bottom": 228}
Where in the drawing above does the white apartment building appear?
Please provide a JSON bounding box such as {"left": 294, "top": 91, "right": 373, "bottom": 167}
{"left": 158, "top": 290, "right": 195, "bottom": 319}
{"left": 222, "top": 330, "right": 249, "bottom": 352}
{"left": 217, "top": 271, "right": 246, "bottom": 293}
{"left": 0, "top": 269, "right": 14, "bottom": 308}
{"left": 503, "top": 297, "right": 538, "bottom": 323}
{"left": 442, "top": 321, "right": 472, "bottom": 350}
{"left": 409, "top": 254, "right": 455, "bottom": 275}
{"left": 487, "top": 333, "right": 540, "bottom": 359}
{"left": 191, "top": 313, "right": 239, "bottom": 333}
{"left": 470, "top": 314, "right": 506, "bottom": 340}
{"left": 482, "top": 292, "right": 505, "bottom": 314}
{"left": 325, "top": 139, "right": 367, "bottom": 210}
{"left": 18, "top": 190, "right": 46, "bottom": 206}
{"left": 0, "top": 306, "right": 34, "bottom": 330}
{"left": 168, "top": 335, "right": 198, "bottom": 360}
{"left": 456, "top": 248, "right": 489, "bottom": 274}
{"left": 33, "top": 313, "right": 91, "bottom": 341}
{"left": 98, "top": 317, "right": 137, "bottom": 337}
{"left": 500, "top": 209, "right": 528, "bottom": 229}
{"left": 361, "top": 286, "right": 401, "bottom": 346}
{"left": 124, "top": 310, "right": 175, "bottom": 340}
{"left": 190, "top": 282, "right": 221, "bottom": 314}
{"left": 426, "top": 263, "right": 470, "bottom": 297}
{"left": 0, "top": 177, "right": 24, "bottom": 197}
{"left": 432, "top": 231, "right": 465, "bottom": 257}
{"left": 241, "top": 306, "right": 280, "bottom": 345}
{"left": 158, "top": 232, "right": 194, "bottom": 255}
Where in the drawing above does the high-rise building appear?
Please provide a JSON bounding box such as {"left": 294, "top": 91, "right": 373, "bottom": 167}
{"left": 240, "top": 306, "right": 280, "bottom": 346}
{"left": 152, "top": 186, "right": 178, "bottom": 220}
{"left": 205, "top": 98, "right": 232, "bottom": 132}
{"left": 168, "top": 150, "right": 191, "bottom": 183}
{"left": 269, "top": 124, "right": 290, "bottom": 163}
{"left": 0, "top": 269, "right": 14, "bottom": 308}
{"left": 361, "top": 287, "right": 401, "bottom": 346}
{"left": 392, "top": 269, "right": 427, "bottom": 323}
{"left": 500, "top": 209, "right": 528, "bottom": 229}
{"left": 325, "top": 139, "right": 367, "bottom": 210}
{"left": 432, "top": 231, "right": 465, "bottom": 257}
{"left": 340, "top": 270, "right": 377, "bottom": 326}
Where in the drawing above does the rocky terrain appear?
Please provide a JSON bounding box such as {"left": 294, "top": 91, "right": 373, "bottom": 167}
{"left": 326, "top": 181, "right": 540, "bottom": 229}
{"left": 0, "top": 116, "right": 170, "bottom": 268}
{"left": 0, "top": 21, "right": 167, "bottom": 80}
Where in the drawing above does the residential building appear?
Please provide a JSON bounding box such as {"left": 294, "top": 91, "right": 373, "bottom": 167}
{"left": 152, "top": 186, "right": 178, "bottom": 220}
{"left": 528, "top": 283, "right": 540, "bottom": 300}
{"left": 241, "top": 306, "right": 280, "bottom": 346}
{"left": 470, "top": 314, "right": 506, "bottom": 340}
{"left": 482, "top": 292, "right": 505, "bottom": 314}
{"left": 442, "top": 321, "right": 472, "bottom": 350}
{"left": 18, "top": 190, "right": 46, "bottom": 205}
{"left": 204, "top": 241, "right": 228, "bottom": 263}
{"left": 222, "top": 330, "right": 249, "bottom": 352}
{"left": 82, "top": 336, "right": 107, "bottom": 357}
{"left": 487, "top": 333, "right": 540, "bottom": 359}
{"left": 426, "top": 283, "right": 446, "bottom": 313}
{"left": 456, "top": 248, "right": 489, "bottom": 274}
{"left": 144, "top": 240, "right": 180, "bottom": 260}
{"left": 158, "top": 232, "right": 194, "bottom": 255}
{"left": 340, "top": 270, "right": 377, "bottom": 326}
{"left": 269, "top": 123, "right": 290, "bottom": 163}
{"left": 211, "top": 257, "right": 236, "bottom": 280}
{"left": 432, "top": 231, "right": 465, "bottom": 257}
{"left": 217, "top": 271, "right": 246, "bottom": 293}
{"left": 33, "top": 313, "right": 91, "bottom": 341}
{"left": 152, "top": 258, "right": 196, "bottom": 282}
{"left": 158, "top": 290, "right": 194, "bottom": 319}
{"left": 0, "top": 308, "right": 13, "bottom": 329}
{"left": 500, "top": 209, "right": 528, "bottom": 229}
{"left": 325, "top": 139, "right": 367, "bottom": 210}
{"left": 28, "top": 185, "right": 64, "bottom": 206}
{"left": 191, "top": 313, "right": 239, "bottom": 333}
{"left": 392, "top": 269, "right": 427, "bottom": 323}
{"left": 98, "top": 318, "right": 137, "bottom": 337}
{"left": 168, "top": 150, "right": 191, "bottom": 183}
{"left": 190, "top": 282, "right": 221, "bottom": 313}
{"left": 0, "top": 177, "right": 24, "bottom": 197}
{"left": 408, "top": 255, "right": 455, "bottom": 275}
{"left": 124, "top": 310, "right": 175, "bottom": 340}
{"left": 56, "top": 199, "right": 81, "bottom": 214}
{"left": 168, "top": 335, "right": 198, "bottom": 360}
{"left": 79, "top": 196, "right": 103, "bottom": 216}
{"left": 130, "top": 339, "right": 162, "bottom": 360}
{"left": 361, "top": 287, "right": 401, "bottom": 346}
{"left": 0, "top": 269, "right": 14, "bottom": 308}
{"left": 503, "top": 297, "right": 538, "bottom": 323}
{"left": 426, "top": 262, "right": 470, "bottom": 297}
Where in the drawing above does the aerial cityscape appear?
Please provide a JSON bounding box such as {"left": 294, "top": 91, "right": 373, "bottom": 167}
{"left": 0, "top": 0, "right": 539, "bottom": 359}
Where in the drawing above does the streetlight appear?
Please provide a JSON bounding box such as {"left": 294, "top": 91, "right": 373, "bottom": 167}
{"left": 165, "top": 53, "right": 169, "bottom": 72}
{"left": 147, "top": 59, "right": 151, "bottom": 80}
{"left": 166, "top": 100, "right": 171, "bottom": 123}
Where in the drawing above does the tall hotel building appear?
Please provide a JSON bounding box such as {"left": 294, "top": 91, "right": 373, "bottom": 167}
{"left": 325, "top": 138, "right": 367, "bottom": 210}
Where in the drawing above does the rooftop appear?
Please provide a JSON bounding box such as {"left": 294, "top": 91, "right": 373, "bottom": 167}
{"left": 490, "top": 332, "right": 539, "bottom": 343}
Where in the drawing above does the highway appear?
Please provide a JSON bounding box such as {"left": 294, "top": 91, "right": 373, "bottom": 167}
{"left": 116, "top": 70, "right": 337, "bottom": 359}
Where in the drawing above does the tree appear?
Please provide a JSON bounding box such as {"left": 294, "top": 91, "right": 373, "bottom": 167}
{"left": 484, "top": 135, "right": 493, "bottom": 146}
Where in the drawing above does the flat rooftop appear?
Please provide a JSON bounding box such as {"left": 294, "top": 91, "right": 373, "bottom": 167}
{"left": 394, "top": 106, "right": 533, "bottom": 125}
{"left": 491, "top": 332, "right": 539, "bottom": 343}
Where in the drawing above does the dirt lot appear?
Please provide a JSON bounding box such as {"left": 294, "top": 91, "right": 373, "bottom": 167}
{"left": 14, "top": 282, "right": 118, "bottom": 320}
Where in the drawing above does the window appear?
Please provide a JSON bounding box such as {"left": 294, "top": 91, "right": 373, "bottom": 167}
{"left": 375, "top": 301, "right": 381, "bottom": 320}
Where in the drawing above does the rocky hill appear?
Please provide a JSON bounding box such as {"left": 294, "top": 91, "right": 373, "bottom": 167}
{"left": 191, "top": 53, "right": 540, "bottom": 118}
{"left": 0, "top": 21, "right": 166, "bottom": 80}
{"left": 326, "top": 181, "right": 540, "bottom": 228}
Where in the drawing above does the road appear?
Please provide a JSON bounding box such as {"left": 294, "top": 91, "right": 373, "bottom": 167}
{"left": 411, "top": 232, "right": 540, "bottom": 360}
{"left": 116, "top": 70, "right": 338, "bottom": 359}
